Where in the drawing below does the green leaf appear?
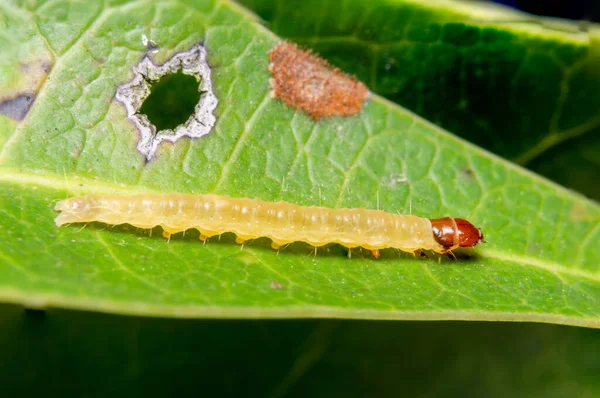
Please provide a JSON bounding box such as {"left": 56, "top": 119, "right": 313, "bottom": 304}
{"left": 237, "top": 0, "right": 600, "bottom": 199}
{"left": 0, "top": 0, "right": 599, "bottom": 331}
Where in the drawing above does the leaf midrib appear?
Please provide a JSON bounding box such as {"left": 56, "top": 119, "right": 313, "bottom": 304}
{"left": 1, "top": 169, "right": 598, "bottom": 283}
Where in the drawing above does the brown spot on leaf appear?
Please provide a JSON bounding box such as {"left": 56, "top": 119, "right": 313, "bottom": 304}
{"left": 462, "top": 168, "right": 474, "bottom": 176}
{"left": 268, "top": 41, "right": 368, "bottom": 119}
{"left": 20, "top": 60, "right": 52, "bottom": 76}
{"left": 569, "top": 203, "right": 593, "bottom": 221}
{"left": 270, "top": 280, "right": 284, "bottom": 290}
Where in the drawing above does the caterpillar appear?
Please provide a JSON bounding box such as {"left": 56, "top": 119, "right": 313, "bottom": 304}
{"left": 54, "top": 194, "right": 484, "bottom": 258}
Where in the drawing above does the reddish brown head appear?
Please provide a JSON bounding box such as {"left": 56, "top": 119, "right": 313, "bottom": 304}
{"left": 454, "top": 218, "right": 484, "bottom": 247}
{"left": 430, "top": 217, "right": 484, "bottom": 252}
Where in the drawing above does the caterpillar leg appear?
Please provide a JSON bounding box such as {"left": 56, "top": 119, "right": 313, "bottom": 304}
{"left": 234, "top": 236, "right": 247, "bottom": 251}
{"left": 199, "top": 230, "right": 218, "bottom": 241}
{"left": 199, "top": 234, "right": 211, "bottom": 245}
{"left": 371, "top": 249, "right": 380, "bottom": 259}
{"left": 162, "top": 227, "right": 179, "bottom": 240}
{"left": 271, "top": 241, "right": 281, "bottom": 250}
{"left": 271, "top": 241, "right": 282, "bottom": 255}
{"left": 235, "top": 236, "right": 246, "bottom": 245}
{"left": 412, "top": 249, "right": 427, "bottom": 259}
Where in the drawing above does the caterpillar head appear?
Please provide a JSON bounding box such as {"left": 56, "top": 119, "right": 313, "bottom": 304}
{"left": 454, "top": 218, "right": 484, "bottom": 248}
{"left": 431, "top": 217, "right": 484, "bottom": 252}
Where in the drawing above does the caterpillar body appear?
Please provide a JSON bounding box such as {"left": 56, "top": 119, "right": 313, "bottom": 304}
{"left": 54, "top": 194, "right": 484, "bottom": 257}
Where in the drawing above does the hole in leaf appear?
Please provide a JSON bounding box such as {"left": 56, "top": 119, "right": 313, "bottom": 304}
{"left": 139, "top": 71, "right": 201, "bottom": 131}
{"left": 116, "top": 44, "right": 218, "bottom": 160}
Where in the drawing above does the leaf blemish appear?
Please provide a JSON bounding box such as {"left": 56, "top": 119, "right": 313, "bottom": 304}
{"left": 462, "top": 168, "right": 475, "bottom": 177}
{"left": 385, "top": 173, "right": 408, "bottom": 187}
{"left": 270, "top": 280, "right": 284, "bottom": 290}
{"left": 1, "top": 59, "right": 53, "bottom": 120}
{"left": 115, "top": 43, "right": 218, "bottom": 161}
{"left": 141, "top": 34, "right": 159, "bottom": 54}
{"left": 268, "top": 41, "right": 369, "bottom": 119}
{"left": 0, "top": 93, "right": 36, "bottom": 121}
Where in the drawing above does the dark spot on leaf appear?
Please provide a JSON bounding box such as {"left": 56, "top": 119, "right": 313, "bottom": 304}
{"left": 0, "top": 93, "right": 36, "bottom": 121}
{"left": 269, "top": 41, "right": 369, "bottom": 119}
{"left": 462, "top": 168, "right": 475, "bottom": 177}
{"left": 146, "top": 40, "right": 159, "bottom": 53}
{"left": 20, "top": 61, "right": 52, "bottom": 74}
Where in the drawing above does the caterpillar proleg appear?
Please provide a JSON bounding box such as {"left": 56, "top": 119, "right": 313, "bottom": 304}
{"left": 54, "top": 194, "right": 484, "bottom": 256}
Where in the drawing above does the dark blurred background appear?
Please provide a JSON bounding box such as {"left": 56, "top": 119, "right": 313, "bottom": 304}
{"left": 493, "top": 0, "right": 600, "bottom": 21}
{"left": 2, "top": 305, "right": 600, "bottom": 397}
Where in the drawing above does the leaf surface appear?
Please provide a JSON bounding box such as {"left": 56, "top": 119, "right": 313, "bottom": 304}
{"left": 0, "top": 0, "right": 599, "bottom": 328}
{"left": 237, "top": 0, "right": 600, "bottom": 199}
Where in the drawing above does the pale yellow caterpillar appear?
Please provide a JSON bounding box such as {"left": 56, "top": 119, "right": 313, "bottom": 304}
{"left": 54, "top": 194, "right": 484, "bottom": 257}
